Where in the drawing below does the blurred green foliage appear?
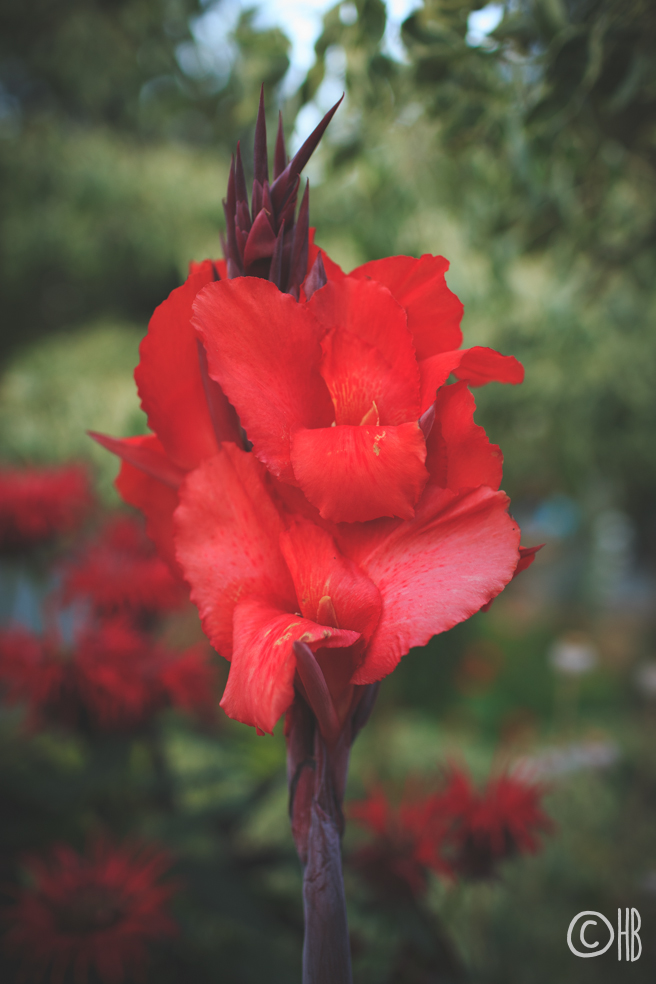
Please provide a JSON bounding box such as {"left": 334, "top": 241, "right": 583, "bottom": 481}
{"left": 0, "top": 0, "right": 289, "bottom": 355}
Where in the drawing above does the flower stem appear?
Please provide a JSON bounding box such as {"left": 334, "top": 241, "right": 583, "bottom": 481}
{"left": 302, "top": 785, "right": 352, "bottom": 983}
{"left": 287, "top": 685, "right": 378, "bottom": 984}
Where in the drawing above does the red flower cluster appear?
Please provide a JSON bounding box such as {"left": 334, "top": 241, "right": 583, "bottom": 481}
{"left": 93, "top": 97, "right": 536, "bottom": 738}
{"left": 0, "top": 465, "right": 93, "bottom": 553}
{"left": 2, "top": 840, "right": 177, "bottom": 984}
{"left": 348, "top": 785, "right": 449, "bottom": 899}
{"left": 439, "top": 768, "right": 554, "bottom": 879}
{"left": 60, "top": 515, "right": 186, "bottom": 619}
{"left": 349, "top": 767, "right": 553, "bottom": 897}
{"left": 0, "top": 619, "right": 216, "bottom": 731}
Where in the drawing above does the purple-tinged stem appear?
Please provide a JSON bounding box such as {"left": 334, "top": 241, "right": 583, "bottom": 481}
{"left": 302, "top": 727, "right": 352, "bottom": 984}
{"left": 287, "top": 681, "right": 379, "bottom": 984}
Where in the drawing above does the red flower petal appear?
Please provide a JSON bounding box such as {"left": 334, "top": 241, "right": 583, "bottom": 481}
{"left": 310, "top": 278, "right": 420, "bottom": 425}
{"left": 426, "top": 381, "right": 503, "bottom": 491}
{"left": 279, "top": 520, "right": 382, "bottom": 642}
{"left": 516, "top": 544, "right": 542, "bottom": 574}
{"left": 114, "top": 436, "right": 181, "bottom": 574}
{"left": 221, "top": 600, "right": 360, "bottom": 733}
{"left": 290, "top": 422, "right": 428, "bottom": 523}
{"left": 189, "top": 257, "right": 226, "bottom": 279}
{"left": 135, "top": 260, "right": 239, "bottom": 472}
{"left": 350, "top": 254, "right": 463, "bottom": 359}
{"left": 174, "top": 446, "right": 295, "bottom": 659}
{"left": 419, "top": 350, "right": 468, "bottom": 413}
{"left": 338, "top": 486, "right": 520, "bottom": 682}
{"left": 89, "top": 432, "right": 185, "bottom": 489}
{"left": 419, "top": 346, "right": 525, "bottom": 413}
{"left": 280, "top": 520, "right": 382, "bottom": 712}
{"left": 454, "top": 346, "right": 525, "bottom": 387}
{"left": 193, "top": 278, "right": 334, "bottom": 482}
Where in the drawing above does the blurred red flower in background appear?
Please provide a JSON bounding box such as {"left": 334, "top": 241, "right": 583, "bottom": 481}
{"left": 348, "top": 785, "right": 450, "bottom": 900}
{"left": 438, "top": 767, "right": 554, "bottom": 879}
{"left": 2, "top": 840, "right": 177, "bottom": 984}
{"left": 60, "top": 515, "right": 186, "bottom": 620}
{"left": 0, "top": 465, "right": 94, "bottom": 554}
{"left": 349, "top": 766, "right": 553, "bottom": 897}
{"left": 0, "top": 618, "right": 216, "bottom": 731}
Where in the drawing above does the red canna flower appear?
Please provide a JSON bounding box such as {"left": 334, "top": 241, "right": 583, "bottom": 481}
{"left": 60, "top": 515, "right": 186, "bottom": 619}
{"left": 2, "top": 840, "right": 177, "bottom": 984}
{"left": 0, "top": 618, "right": 216, "bottom": 731}
{"left": 0, "top": 465, "right": 94, "bottom": 554}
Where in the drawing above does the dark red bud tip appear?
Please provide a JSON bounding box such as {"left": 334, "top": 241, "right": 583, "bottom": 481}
{"left": 288, "top": 180, "right": 310, "bottom": 298}
{"left": 289, "top": 94, "right": 344, "bottom": 180}
{"left": 223, "top": 90, "right": 338, "bottom": 290}
{"left": 254, "top": 85, "right": 269, "bottom": 187}
{"left": 303, "top": 250, "right": 327, "bottom": 300}
{"left": 419, "top": 402, "right": 436, "bottom": 439}
{"left": 274, "top": 110, "right": 287, "bottom": 179}
{"left": 293, "top": 640, "right": 341, "bottom": 743}
{"left": 270, "top": 96, "right": 343, "bottom": 217}
{"left": 234, "top": 142, "right": 249, "bottom": 212}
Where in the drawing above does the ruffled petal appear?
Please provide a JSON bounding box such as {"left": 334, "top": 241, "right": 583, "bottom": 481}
{"left": 419, "top": 346, "right": 525, "bottom": 413}
{"left": 193, "top": 278, "right": 334, "bottom": 482}
{"left": 453, "top": 346, "right": 524, "bottom": 387}
{"left": 174, "top": 446, "right": 296, "bottom": 659}
{"left": 114, "top": 436, "right": 181, "bottom": 575}
{"left": 135, "top": 261, "right": 233, "bottom": 471}
{"left": 290, "top": 422, "right": 428, "bottom": 523}
{"left": 221, "top": 600, "right": 360, "bottom": 733}
{"left": 419, "top": 350, "right": 466, "bottom": 413}
{"left": 338, "top": 486, "right": 520, "bottom": 683}
{"left": 309, "top": 278, "right": 420, "bottom": 424}
{"left": 350, "top": 254, "right": 464, "bottom": 359}
{"left": 426, "top": 381, "right": 503, "bottom": 492}
{"left": 89, "top": 431, "right": 185, "bottom": 489}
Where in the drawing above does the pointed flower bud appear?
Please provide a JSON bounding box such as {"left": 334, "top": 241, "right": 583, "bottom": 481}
{"left": 222, "top": 87, "right": 343, "bottom": 294}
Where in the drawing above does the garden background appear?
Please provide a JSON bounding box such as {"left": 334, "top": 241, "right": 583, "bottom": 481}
{"left": 1, "top": 0, "right": 656, "bottom": 980}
